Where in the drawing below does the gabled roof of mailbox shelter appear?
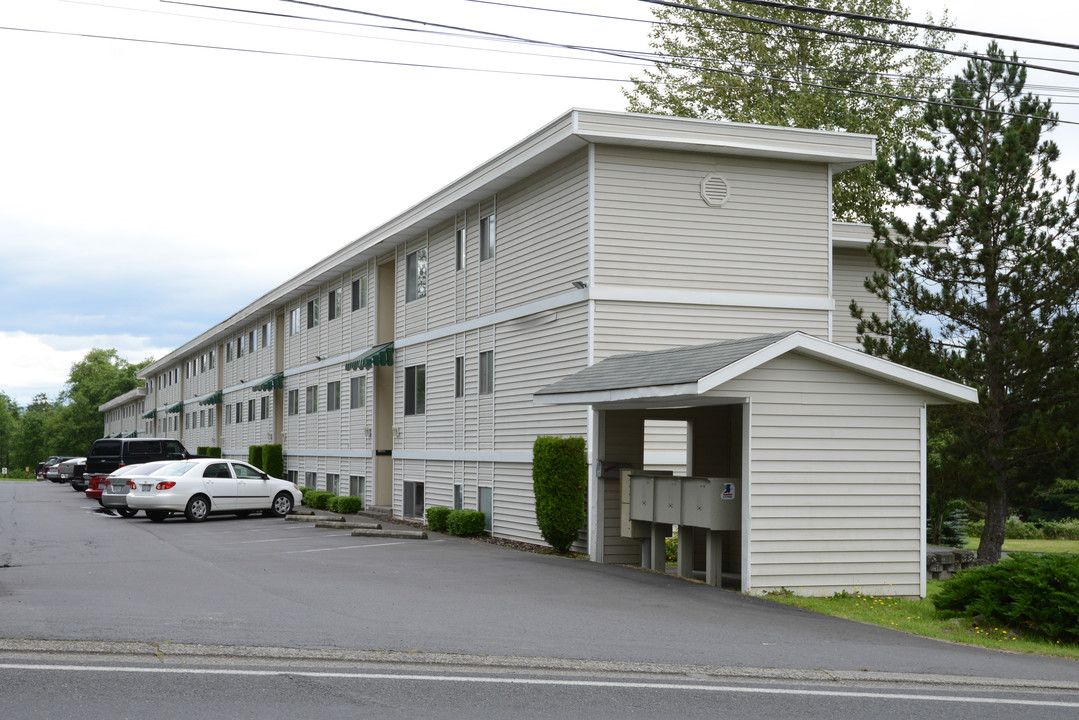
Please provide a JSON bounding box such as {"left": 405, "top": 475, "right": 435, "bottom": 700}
{"left": 534, "top": 332, "right": 978, "bottom": 408}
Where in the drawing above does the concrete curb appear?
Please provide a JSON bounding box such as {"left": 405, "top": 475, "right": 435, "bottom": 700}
{"left": 314, "top": 520, "right": 382, "bottom": 530}
{"left": 0, "top": 639, "right": 1075, "bottom": 691}
{"left": 351, "top": 528, "right": 427, "bottom": 540}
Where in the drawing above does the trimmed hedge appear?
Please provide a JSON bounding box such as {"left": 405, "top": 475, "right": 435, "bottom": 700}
{"left": 196, "top": 446, "right": 222, "bottom": 458}
{"left": 427, "top": 506, "right": 451, "bottom": 532}
{"left": 446, "top": 509, "right": 486, "bottom": 536}
{"left": 968, "top": 516, "right": 1079, "bottom": 541}
{"left": 262, "top": 444, "right": 283, "bottom": 479}
{"left": 532, "top": 435, "right": 587, "bottom": 553}
{"left": 304, "top": 490, "right": 335, "bottom": 510}
{"left": 329, "top": 495, "right": 364, "bottom": 514}
{"left": 248, "top": 445, "right": 263, "bottom": 470}
{"left": 933, "top": 553, "right": 1079, "bottom": 642}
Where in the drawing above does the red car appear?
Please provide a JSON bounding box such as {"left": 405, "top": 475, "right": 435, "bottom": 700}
{"left": 86, "top": 474, "right": 111, "bottom": 504}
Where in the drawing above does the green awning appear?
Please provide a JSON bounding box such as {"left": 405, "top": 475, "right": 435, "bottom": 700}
{"left": 199, "top": 390, "right": 223, "bottom": 405}
{"left": 167, "top": 402, "right": 184, "bottom": 414}
{"left": 143, "top": 409, "right": 157, "bottom": 419}
{"left": 253, "top": 372, "right": 284, "bottom": 392}
{"left": 345, "top": 342, "right": 394, "bottom": 371}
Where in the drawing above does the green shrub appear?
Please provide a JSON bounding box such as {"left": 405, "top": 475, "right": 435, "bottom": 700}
{"left": 304, "top": 491, "right": 335, "bottom": 510}
{"left": 426, "top": 506, "right": 451, "bottom": 532}
{"left": 248, "top": 445, "right": 264, "bottom": 470}
{"left": 262, "top": 444, "right": 283, "bottom": 478}
{"left": 446, "top": 509, "right": 486, "bottom": 536}
{"left": 933, "top": 553, "right": 1079, "bottom": 642}
{"left": 532, "top": 435, "right": 587, "bottom": 553}
{"left": 1005, "top": 515, "right": 1044, "bottom": 540}
{"left": 204, "top": 447, "right": 222, "bottom": 458}
{"left": 665, "top": 533, "right": 678, "bottom": 563}
{"left": 334, "top": 496, "right": 364, "bottom": 514}
{"left": 1040, "top": 519, "right": 1079, "bottom": 541}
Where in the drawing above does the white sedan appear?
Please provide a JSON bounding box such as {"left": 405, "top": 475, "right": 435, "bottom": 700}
{"left": 126, "top": 459, "right": 302, "bottom": 523}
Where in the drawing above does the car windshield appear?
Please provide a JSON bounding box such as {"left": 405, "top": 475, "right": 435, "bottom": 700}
{"left": 150, "top": 461, "right": 199, "bottom": 477}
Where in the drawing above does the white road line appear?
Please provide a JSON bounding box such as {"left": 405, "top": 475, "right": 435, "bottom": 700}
{"left": 0, "top": 664, "right": 1075, "bottom": 708}
{"left": 282, "top": 540, "right": 411, "bottom": 553}
{"left": 225, "top": 533, "right": 355, "bottom": 544}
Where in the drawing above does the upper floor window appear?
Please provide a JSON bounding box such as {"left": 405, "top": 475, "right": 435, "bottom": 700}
{"left": 406, "top": 248, "right": 427, "bottom": 302}
{"left": 290, "top": 308, "right": 301, "bottom": 336}
{"left": 305, "top": 385, "right": 318, "bottom": 414}
{"left": 307, "top": 299, "right": 320, "bottom": 329}
{"left": 226, "top": 343, "right": 233, "bottom": 363}
{"left": 350, "top": 376, "right": 366, "bottom": 409}
{"left": 288, "top": 388, "right": 299, "bottom": 416}
{"left": 480, "top": 214, "right": 495, "bottom": 261}
{"left": 209, "top": 350, "right": 216, "bottom": 369}
{"left": 479, "top": 350, "right": 493, "bottom": 395}
{"left": 326, "top": 381, "right": 341, "bottom": 411}
{"left": 261, "top": 322, "right": 271, "bottom": 348}
{"left": 247, "top": 399, "right": 255, "bottom": 423}
{"left": 404, "top": 365, "right": 426, "bottom": 416}
{"left": 248, "top": 330, "right": 256, "bottom": 353}
{"left": 455, "top": 228, "right": 465, "bottom": 271}
{"left": 329, "top": 288, "right": 341, "bottom": 321}
{"left": 352, "top": 276, "right": 367, "bottom": 311}
{"left": 236, "top": 334, "right": 244, "bottom": 358}
{"left": 454, "top": 356, "right": 464, "bottom": 398}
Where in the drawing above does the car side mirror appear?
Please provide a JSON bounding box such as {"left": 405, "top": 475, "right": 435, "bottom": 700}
{"left": 261, "top": 473, "right": 269, "bottom": 480}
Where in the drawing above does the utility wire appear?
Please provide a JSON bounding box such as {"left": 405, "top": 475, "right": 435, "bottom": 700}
{"left": 716, "top": 0, "right": 1079, "bottom": 52}
{"left": 641, "top": 0, "right": 1079, "bottom": 79}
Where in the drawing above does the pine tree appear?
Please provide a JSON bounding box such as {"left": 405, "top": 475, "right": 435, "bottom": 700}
{"left": 855, "top": 43, "right": 1079, "bottom": 563}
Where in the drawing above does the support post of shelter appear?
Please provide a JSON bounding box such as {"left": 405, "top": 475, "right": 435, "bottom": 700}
{"left": 650, "top": 523, "right": 669, "bottom": 571}
{"left": 677, "top": 527, "right": 694, "bottom": 579}
{"left": 705, "top": 529, "right": 723, "bottom": 587}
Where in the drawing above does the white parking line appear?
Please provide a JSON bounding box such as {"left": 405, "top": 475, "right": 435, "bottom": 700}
{"left": 282, "top": 540, "right": 412, "bottom": 553}
{"left": 0, "top": 663, "right": 1075, "bottom": 708}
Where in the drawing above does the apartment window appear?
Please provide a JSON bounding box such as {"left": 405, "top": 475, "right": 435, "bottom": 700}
{"left": 261, "top": 322, "right": 271, "bottom": 348}
{"left": 403, "top": 480, "right": 424, "bottom": 519}
{"left": 454, "top": 483, "right": 463, "bottom": 511}
{"left": 237, "top": 334, "right": 244, "bottom": 358}
{"left": 479, "top": 350, "right": 493, "bottom": 395}
{"left": 225, "top": 343, "right": 233, "bottom": 363}
{"left": 288, "top": 389, "right": 299, "bottom": 416}
{"left": 480, "top": 214, "right": 495, "bottom": 261}
{"left": 209, "top": 350, "right": 215, "bottom": 369}
{"left": 184, "top": 413, "right": 190, "bottom": 430}
{"left": 199, "top": 409, "right": 205, "bottom": 428}
{"left": 225, "top": 404, "right": 232, "bottom": 424}
{"left": 326, "top": 381, "right": 341, "bottom": 411}
{"left": 404, "top": 365, "right": 426, "bottom": 416}
{"left": 478, "top": 486, "right": 493, "bottom": 532}
{"left": 261, "top": 396, "right": 269, "bottom": 420}
{"left": 405, "top": 248, "right": 427, "bottom": 302}
{"left": 454, "top": 356, "right": 464, "bottom": 398}
{"left": 350, "top": 376, "right": 366, "bottom": 409}
{"left": 329, "top": 288, "right": 341, "bottom": 321}
{"left": 304, "top": 472, "right": 316, "bottom": 490}
{"left": 199, "top": 354, "right": 206, "bottom": 373}
{"left": 307, "top": 299, "right": 320, "bottom": 329}
{"left": 249, "top": 330, "right": 256, "bottom": 353}
{"left": 351, "top": 276, "right": 367, "bottom": 311}
{"left": 235, "top": 401, "right": 243, "bottom": 423}
{"left": 455, "top": 228, "right": 465, "bottom": 271}
{"left": 326, "top": 473, "right": 339, "bottom": 495}
{"left": 208, "top": 410, "right": 214, "bottom": 427}
{"left": 184, "top": 362, "right": 190, "bottom": 379}
{"left": 349, "top": 475, "right": 365, "bottom": 497}
{"left": 305, "top": 385, "right": 317, "bottom": 414}
{"left": 290, "top": 308, "right": 301, "bottom": 336}
{"left": 287, "top": 470, "right": 298, "bottom": 486}
{"left": 246, "top": 399, "right": 254, "bottom": 422}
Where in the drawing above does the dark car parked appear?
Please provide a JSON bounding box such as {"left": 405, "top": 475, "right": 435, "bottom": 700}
{"left": 82, "top": 438, "right": 194, "bottom": 499}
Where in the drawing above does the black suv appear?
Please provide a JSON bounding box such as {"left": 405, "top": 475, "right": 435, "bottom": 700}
{"left": 83, "top": 437, "right": 193, "bottom": 482}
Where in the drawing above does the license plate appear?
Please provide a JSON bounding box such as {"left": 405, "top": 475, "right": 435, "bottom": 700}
{"left": 141, "top": 484, "right": 151, "bottom": 492}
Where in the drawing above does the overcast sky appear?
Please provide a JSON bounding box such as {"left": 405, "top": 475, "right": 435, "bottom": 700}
{"left": 2, "top": 0, "right": 1077, "bottom": 407}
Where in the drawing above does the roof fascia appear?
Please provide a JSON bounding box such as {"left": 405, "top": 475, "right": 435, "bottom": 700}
{"left": 533, "top": 382, "right": 700, "bottom": 406}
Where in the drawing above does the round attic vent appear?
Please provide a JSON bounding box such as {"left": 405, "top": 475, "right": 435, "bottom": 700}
{"left": 701, "top": 173, "right": 731, "bottom": 207}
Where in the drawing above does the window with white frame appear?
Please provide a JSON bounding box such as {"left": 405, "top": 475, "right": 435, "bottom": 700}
{"left": 288, "top": 389, "right": 299, "bottom": 416}
{"left": 290, "top": 308, "right": 301, "bottom": 336}
{"left": 455, "top": 228, "right": 465, "bottom": 271}
{"left": 480, "top": 214, "right": 495, "bottom": 261}
{"left": 287, "top": 470, "right": 299, "bottom": 485}
{"left": 209, "top": 349, "right": 216, "bottom": 369}
{"left": 226, "top": 404, "right": 232, "bottom": 424}
{"left": 403, "top": 480, "right": 424, "bottom": 518}
{"left": 329, "top": 288, "right": 341, "bottom": 321}
{"left": 261, "top": 322, "right": 271, "bottom": 348}
{"left": 307, "top": 299, "right": 319, "bottom": 329}
{"left": 479, "top": 350, "right": 493, "bottom": 395}
{"left": 304, "top": 472, "right": 316, "bottom": 489}
{"left": 306, "top": 385, "right": 317, "bottom": 414}
{"left": 404, "top": 365, "right": 425, "bottom": 416}
{"left": 454, "top": 483, "right": 463, "bottom": 510}
{"left": 352, "top": 276, "right": 367, "bottom": 311}
{"left": 349, "top": 475, "right": 365, "bottom": 497}
{"left": 326, "top": 381, "right": 341, "bottom": 411}
{"left": 454, "top": 356, "right": 464, "bottom": 398}
{"left": 248, "top": 399, "right": 255, "bottom": 423}
{"left": 248, "top": 330, "right": 255, "bottom": 353}
{"left": 478, "top": 486, "right": 493, "bottom": 532}
{"left": 225, "top": 343, "right": 233, "bottom": 363}
{"left": 237, "top": 334, "right": 244, "bottom": 358}
{"left": 235, "top": 401, "right": 243, "bottom": 423}
{"left": 326, "top": 473, "right": 339, "bottom": 495}
{"left": 261, "top": 396, "right": 269, "bottom": 420}
{"left": 405, "top": 248, "right": 427, "bottom": 302}
{"left": 350, "top": 375, "right": 365, "bottom": 409}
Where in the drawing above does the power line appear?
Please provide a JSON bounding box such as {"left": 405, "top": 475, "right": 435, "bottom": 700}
{"left": 641, "top": 0, "right": 1079, "bottom": 80}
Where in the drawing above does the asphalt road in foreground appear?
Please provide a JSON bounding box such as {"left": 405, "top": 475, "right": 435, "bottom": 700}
{"left": 1, "top": 481, "right": 1076, "bottom": 701}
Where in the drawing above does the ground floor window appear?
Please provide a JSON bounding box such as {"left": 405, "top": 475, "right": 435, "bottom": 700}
{"left": 349, "top": 475, "right": 365, "bottom": 498}
{"left": 403, "top": 480, "right": 424, "bottom": 518}
{"left": 304, "top": 472, "right": 316, "bottom": 489}
{"left": 326, "top": 473, "right": 339, "bottom": 495}
{"left": 478, "top": 486, "right": 492, "bottom": 532}
{"left": 453, "top": 483, "right": 463, "bottom": 510}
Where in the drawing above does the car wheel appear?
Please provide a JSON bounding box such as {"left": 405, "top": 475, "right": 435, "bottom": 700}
{"left": 266, "top": 492, "right": 293, "bottom": 518}
{"left": 118, "top": 508, "right": 138, "bottom": 518}
{"left": 185, "top": 495, "right": 210, "bottom": 522}
{"left": 147, "top": 510, "right": 168, "bottom": 522}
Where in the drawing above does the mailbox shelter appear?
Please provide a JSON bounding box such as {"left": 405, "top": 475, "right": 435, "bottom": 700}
{"left": 536, "top": 331, "right": 977, "bottom": 597}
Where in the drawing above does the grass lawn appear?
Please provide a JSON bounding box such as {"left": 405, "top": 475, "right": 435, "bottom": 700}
{"left": 763, "top": 581, "right": 1079, "bottom": 660}
{"left": 1, "top": 476, "right": 36, "bottom": 482}
{"left": 962, "top": 537, "right": 1079, "bottom": 554}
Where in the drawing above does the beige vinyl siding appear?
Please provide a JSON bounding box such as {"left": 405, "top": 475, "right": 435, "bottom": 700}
{"left": 643, "top": 419, "right": 688, "bottom": 474}
{"left": 593, "top": 301, "right": 829, "bottom": 359}
{"left": 593, "top": 146, "right": 830, "bottom": 296}
{"left": 832, "top": 246, "right": 889, "bottom": 347}
{"left": 711, "top": 353, "right": 924, "bottom": 596}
